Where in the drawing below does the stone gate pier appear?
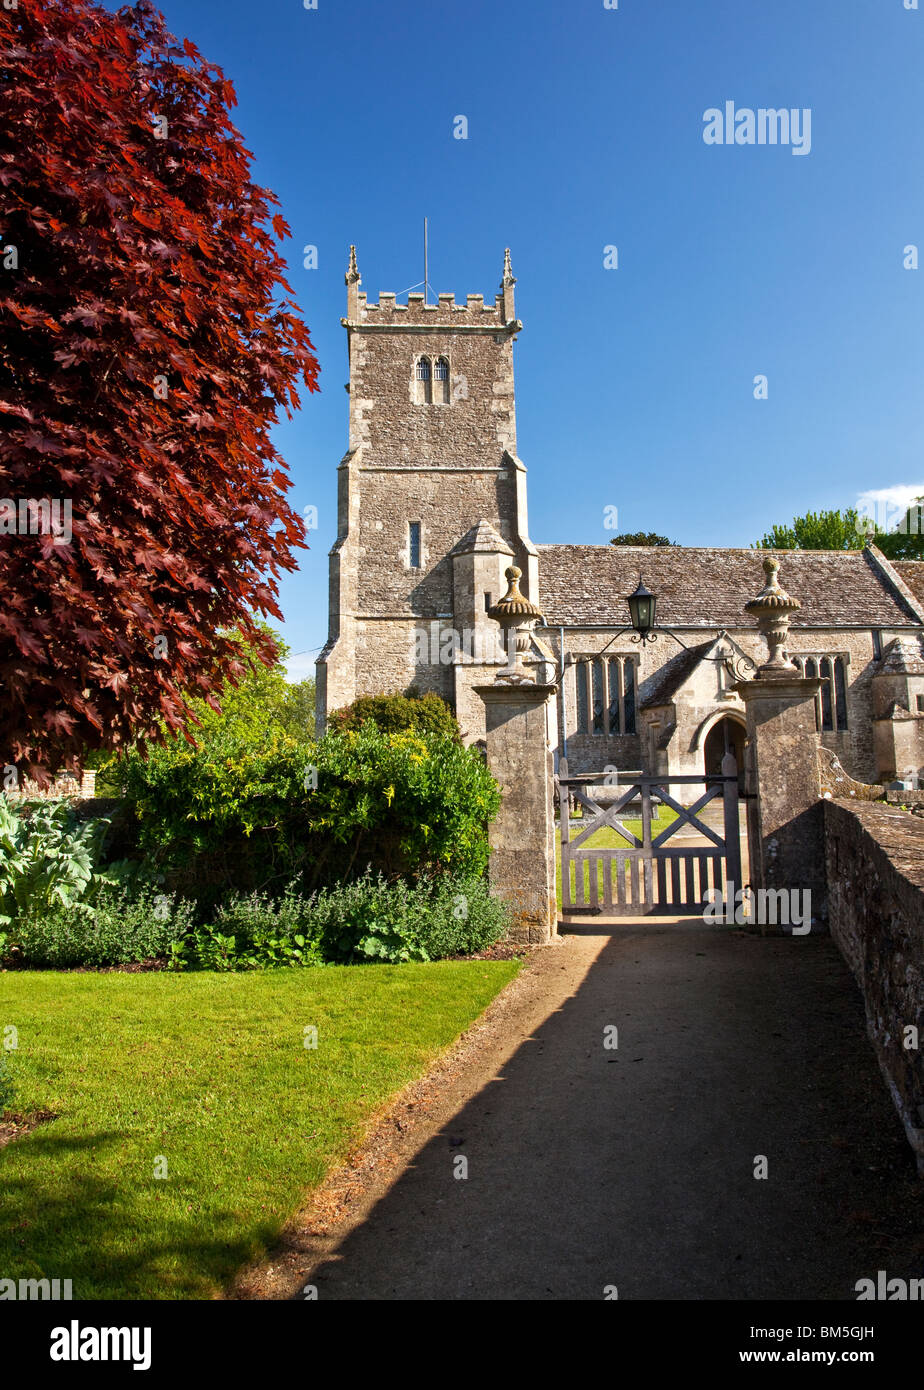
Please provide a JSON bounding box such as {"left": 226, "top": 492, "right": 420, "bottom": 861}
{"left": 475, "top": 566, "right": 557, "bottom": 944}
{"left": 735, "top": 556, "right": 826, "bottom": 926}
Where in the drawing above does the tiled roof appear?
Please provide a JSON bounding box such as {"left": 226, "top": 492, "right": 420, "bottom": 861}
{"left": 892, "top": 561, "right": 924, "bottom": 608}
{"left": 536, "top": 546, "right": 922, "bottom": 628}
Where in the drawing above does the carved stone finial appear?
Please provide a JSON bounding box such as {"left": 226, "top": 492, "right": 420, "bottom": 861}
{"left": 489, "top": 566, "right": 542, "bottom": 623}
{"left": 345, "top": 245, "right": 360, "bottom": 285}
{"left": 486, "top": 565, "right": 544, "bottom": 683}
{"left": 502, "top": 247, "right": 516, "bottom": 286}
{"left": 745, "top": 556, "right": 802, "bottom": 673}
{"left": 747, "top": 556, "right": 801, "bottom": 611}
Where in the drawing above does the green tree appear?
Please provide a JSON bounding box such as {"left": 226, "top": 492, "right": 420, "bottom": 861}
{"left": 90, "top": 627, "right": 312, "bottom": 793}
{"left": 279, "top": 677, "right": 316, "bottom": 742}
{"left": 754, "top": 508, "right": 866, "bottom": 551}
{"left": 609, "top": 532, "right": 675, "bottom": 547}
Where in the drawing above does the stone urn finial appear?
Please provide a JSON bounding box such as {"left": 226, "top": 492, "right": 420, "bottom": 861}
{"left": 487, "top": 565, "right": 544, "bottom": 683}
{"left": 745, "top": 555, "right": 802, "bottom": 673}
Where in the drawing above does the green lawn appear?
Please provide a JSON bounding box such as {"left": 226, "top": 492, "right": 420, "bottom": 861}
{"left": 0, "top": 961, "right": 519, "bottom": 1299}
{"left": 556, "top": 807, "right": 680, "bottom": 913}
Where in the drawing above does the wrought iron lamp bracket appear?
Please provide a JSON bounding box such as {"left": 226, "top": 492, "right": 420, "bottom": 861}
{"left": 598, "top": 624, "right": 757, "bottom": 680}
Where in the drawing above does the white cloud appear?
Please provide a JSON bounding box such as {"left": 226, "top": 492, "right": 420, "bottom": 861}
{"left": 855, "top": 483, "right": 924, "bottom": 532}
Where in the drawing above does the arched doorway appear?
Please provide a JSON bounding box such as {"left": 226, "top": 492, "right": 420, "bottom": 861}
{"left": 703, "top": 715, "right": 746, "bottom": 790}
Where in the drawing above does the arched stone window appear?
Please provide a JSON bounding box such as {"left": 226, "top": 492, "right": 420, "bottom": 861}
{"left": 434, "top": 356, "right": 450, "bottom": 403}
{"left": 415, "top": 356, "right": 432, "bottom": 404}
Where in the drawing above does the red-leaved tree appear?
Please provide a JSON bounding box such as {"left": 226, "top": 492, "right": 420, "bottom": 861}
{"left": 0, "top": 0, "right": 319, "bottom": 778}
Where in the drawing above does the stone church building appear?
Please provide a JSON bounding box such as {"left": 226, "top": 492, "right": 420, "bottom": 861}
{"left": 317, "top": 249, "right": 924, "bottom": 788}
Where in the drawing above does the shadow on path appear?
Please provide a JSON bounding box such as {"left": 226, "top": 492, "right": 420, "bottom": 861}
{"left": 304, "top": 923, "right": 922, "bottom": 1300}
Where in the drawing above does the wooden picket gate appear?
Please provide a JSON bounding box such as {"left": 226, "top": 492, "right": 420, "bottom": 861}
{"left": 557, "top": 755, "right": 742, "bottom": 916}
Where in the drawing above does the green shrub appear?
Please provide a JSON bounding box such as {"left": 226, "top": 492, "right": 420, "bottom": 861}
{"left": 303, "top": 725, "right": 498, "bottom": 886}
{"left": 1, "top": 866, "right": 510, "bottom": 972}
{"left": 409, "top": 874, "right": 510, "bottom": 959}
{"left": 119, "top": 723, "right": 500, "bottom": 895}
{"left": 0, "top": 1054, "right": 14, "bottom": 1114}
{"left": 8, "top": 887, "right": 195, "bottom": 967}
{"left": 308, "top": 871, "right": 509, "bottom": 964}
{"left": 307, "top": 872, "right": 425, "bottom": 964}
{"left": 328, "top": 689, "right": 460, "bottom": 740}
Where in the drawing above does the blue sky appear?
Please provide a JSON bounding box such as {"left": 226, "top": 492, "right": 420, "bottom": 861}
{"left": 156, "top": 0, "right": 923, "bottom": 679}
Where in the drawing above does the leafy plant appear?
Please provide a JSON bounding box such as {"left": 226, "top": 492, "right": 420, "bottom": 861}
{"left": 313, "top": 871, "right": 510, "bottom": 964}
{"left": 0, "top": 864, "right": 509, "bottom": 972}
{"left": 0, "top": 798, "right": 110, "bottom": 925}
{"left": 408, "top": 873, "right": 510, "bottom": 959}
{"left": 307, "top": 873, "right": 426, "bottom": 964}
{"left": 176, "top": 889, "right": 325, "bottom": 971}
{"left": 169, "top": 871, "right": 510, "bottom": 971}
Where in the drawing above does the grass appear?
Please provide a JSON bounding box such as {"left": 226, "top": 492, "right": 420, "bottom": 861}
{"left": 0, "top": 961, "right": 519, "bottom": 1299}
{"left": 556, "top": 805, "right": 680, "bottom": 914}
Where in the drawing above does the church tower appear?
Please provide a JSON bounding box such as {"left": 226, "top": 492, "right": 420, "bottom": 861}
{"left": 316, "top": 248, "right": 540, "bottom": 736}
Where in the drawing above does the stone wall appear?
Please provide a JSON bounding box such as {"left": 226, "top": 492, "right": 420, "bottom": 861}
{"left": 824, "top": 799, "right": 924, "bottom": 1172}
{"left": 4, "top": 770, "right": 96, "bottom": 799}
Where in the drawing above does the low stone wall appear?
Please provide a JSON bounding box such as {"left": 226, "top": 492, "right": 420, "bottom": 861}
{"left": 824, "top": 799, "right": 924, "bottom": 1173}
{"left": 4, "top": 770, "right": 97, "bottom": 800}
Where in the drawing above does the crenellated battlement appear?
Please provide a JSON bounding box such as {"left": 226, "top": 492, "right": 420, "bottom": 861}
{"left": 343, "top": 246, "right": 519, "bottom": 329}
{"left": 353, "top": 289, "right": 508, "bottom": 324}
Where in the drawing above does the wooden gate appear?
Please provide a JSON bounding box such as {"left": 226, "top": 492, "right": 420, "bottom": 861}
{"left": 557, "top": 755, "right": 742, "bottom": 916}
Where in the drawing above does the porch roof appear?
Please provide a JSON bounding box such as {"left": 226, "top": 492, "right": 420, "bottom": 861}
{"left": 638, "top": 641, "right": 715, "bottom": 709}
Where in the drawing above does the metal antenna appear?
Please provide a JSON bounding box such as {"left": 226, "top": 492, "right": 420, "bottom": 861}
{"left": 397, "top": 220, "right": 433, "bottom": 301}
